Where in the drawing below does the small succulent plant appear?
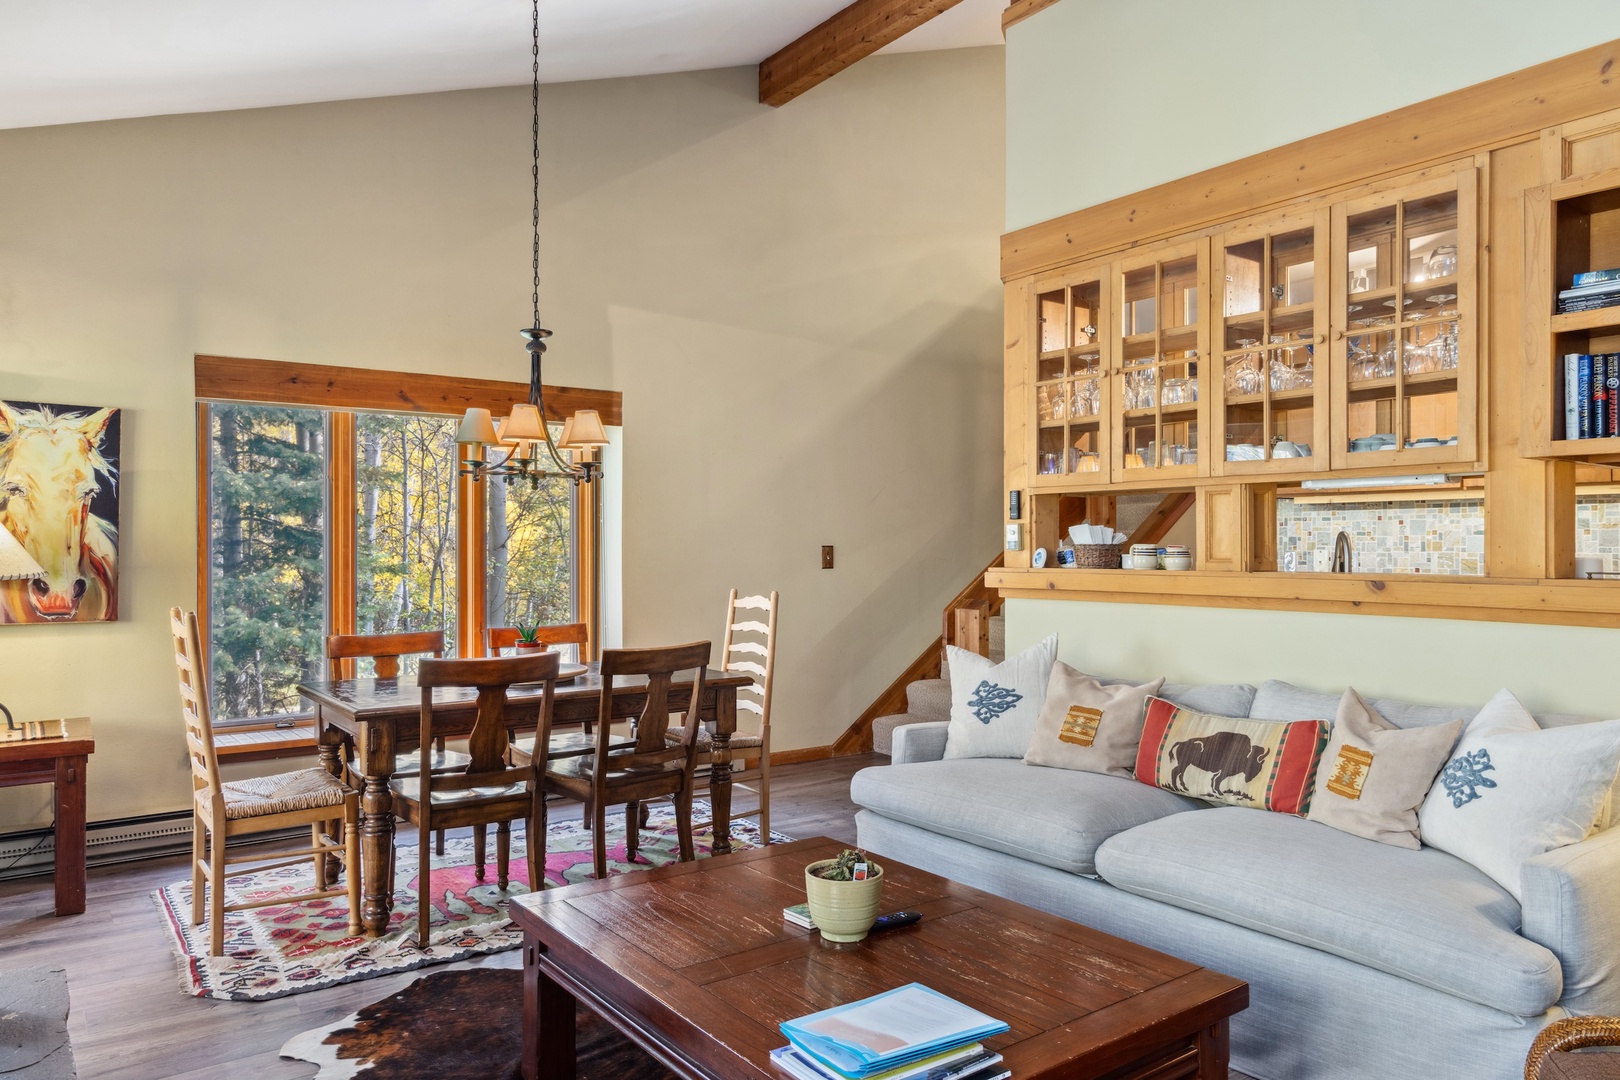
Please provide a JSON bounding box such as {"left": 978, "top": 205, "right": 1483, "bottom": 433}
{"left": 812, "top": 848, "right": 878, "bottom": 882}
{"left": 515, "top": 623, "right": 541, "bottom": 645}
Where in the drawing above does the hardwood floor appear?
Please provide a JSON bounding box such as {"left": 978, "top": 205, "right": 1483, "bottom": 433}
{"left": 0, "top": 754, "right": 875, "bottom": 1080}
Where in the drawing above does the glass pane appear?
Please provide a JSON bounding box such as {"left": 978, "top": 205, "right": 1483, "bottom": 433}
{"left": 1069, "top": 426, "right": 1101, "bottom": 474}
{"left": 1123, "top": 267, "right": 1157, "bottom": 336}
{"left": 1159, "top": 417, "right": 1197, "bottom": 466}
{"left": 207, "top": 403, "right": 328, "bottom": 720}
{"left": 1273, "top": 403, "right": 1315, "bottom": 459}
{"left": 1347, "top": 205, "right": 1396, "bottom": 294}
{"left": 1223, "top": 239, "right": 1264, "bottom": 316}
{"left": 1160, "top": 350, "right": 1199, "bottom": 406}
{"left": 1348, "top": 331, "right": 1397, "bottom": 384}
{"left": 487, "top": 460, "right": 575, "bottom": 660}
{"left": 1037, "top": 381, "right": 1066, "bottom": 422}
{"left": 1224, "top": 350, "right": 1263, "bottom": 398}
{"left": 1273, "top": 228, "right": 1315, "bottom": 307}
{"left": 1346, "top": 395, "right": 1398, "bottom": 453}
{"left": 1269, "top": 338, "right": 1314, "bottom": 392}
{"left": 1122, "top": 416, "right": 1156, "bottom": 470}
{"left": 1071, "top": 281, "right": 1101, "bottom": 347}
{"left": 1039, "top": 291, "right": 1066, "bottom": 352}
{"left": 1404, "top": 388, "right": 1459, "bottom": 447}
{"left": 1071, "top": 376, "right": 1102, "bottom": 419}
{"left": 1224, "top": 402, "right": 1265, "bottom": 461}
{"left": 356, "top": 414, "right": 460, "bottom": 668}
{"left": 1037, "top": 427, "right": 1066, "bottom": 475}
{"left": 1405, "top": 192, "right": 1459, "bottom": 285}
{"left": 1161, "top": 257, "right": 1198, "bottom": 333}
{"left": 1124, "top": 367, "right": 1157, "bottom": 411}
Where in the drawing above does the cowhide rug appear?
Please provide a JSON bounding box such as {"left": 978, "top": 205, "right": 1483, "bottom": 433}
{"left": 279, "top": 968, "right": 674, "bottom": 1079}
{"left": 0, "top": 966, "right": 77, "bottom": 1080}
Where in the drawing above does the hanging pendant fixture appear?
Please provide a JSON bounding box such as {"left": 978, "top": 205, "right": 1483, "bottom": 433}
{"left": 457, "top": 0, "right": 605, "bottom": 485}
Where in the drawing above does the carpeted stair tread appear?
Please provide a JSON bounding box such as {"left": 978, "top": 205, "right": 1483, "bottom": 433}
{"left": 989, "top": 615, "right": 1005, "bottom": 663}
{"left": 905, "top": 678, "right": 951, "bottom": 722}
{"left": 872, "top": 713, "right": 918, "bottom": 757}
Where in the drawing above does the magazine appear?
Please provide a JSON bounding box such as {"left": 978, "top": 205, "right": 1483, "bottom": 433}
{"left": 780, "top": 984, "right": 1009, "bottom": 1079}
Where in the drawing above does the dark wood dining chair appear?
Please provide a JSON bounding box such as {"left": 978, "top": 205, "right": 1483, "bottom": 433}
{"left": 390, "top": 650, "right": 561, "bottom": 946}
{"left": 173, "top": 609, "right": 361, "bottom": 955}
{"left": 539, "top": 642, "right": 711, "bottom": 879}
{"left": 326, "top": 631, "right": 464, "bottom": 860}
{"left": 487, "top": 622, "right": 589, "bottom": 657}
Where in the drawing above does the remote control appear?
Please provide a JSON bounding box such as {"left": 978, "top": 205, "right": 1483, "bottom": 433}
{"left": 869, "top": 911, "right": 922, "bottom": 933}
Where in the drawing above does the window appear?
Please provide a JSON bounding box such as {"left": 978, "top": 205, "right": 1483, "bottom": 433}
{"left": 199, "top": 402, "right": 577, "bottom": 724}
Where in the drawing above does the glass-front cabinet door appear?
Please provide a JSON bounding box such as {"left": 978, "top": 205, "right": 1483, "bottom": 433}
{"left": 1212, "top": 208, "right": 1330, "bottom": 474}
{"left": 1331, "top": 167, "right": 1478, "bottom": 469}
{"left": 1111, "top": 240, "right": 1209, "bottom": 482}
{"left": 1032, "top": 268, "right": 1111, "bottom": 486}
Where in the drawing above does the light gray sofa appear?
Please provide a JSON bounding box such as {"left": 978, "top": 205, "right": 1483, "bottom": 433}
{"left": 851, "top": 678, "right": 1620, "bottom": 1080}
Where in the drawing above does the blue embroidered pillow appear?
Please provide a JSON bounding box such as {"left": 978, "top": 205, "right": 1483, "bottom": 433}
{"left": 1417, "top": 688, "right": 1620, "bottom": 899}
{"left": 942, "top": 634, "right": 1058, "bottom": 760}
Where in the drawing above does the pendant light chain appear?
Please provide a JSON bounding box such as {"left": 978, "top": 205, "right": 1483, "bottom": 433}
{"left": 530, "top": 0, "right": 542, "bottom": 332}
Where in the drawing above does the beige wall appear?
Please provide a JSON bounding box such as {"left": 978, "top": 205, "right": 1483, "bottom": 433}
{"left": 1007, "top": 0, "right": 1620, "bottom": 229}
{"left": 1003, "top": 8, "right": 1620, "bottom": 705}
{"left": 0, "top": 48, "right": 1005, "bottom": 829}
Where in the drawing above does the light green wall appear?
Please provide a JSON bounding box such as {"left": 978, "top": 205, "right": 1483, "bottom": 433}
{"left": 1007, "top": 1, "right": 1620, "bottom": 230}
{"left": 1006, "top": 599, "right": 1619, "bottom": 718}
{"left": 0, "top": 48, "right": 1006, "bottom": 829}
{"left": 1004, "top": 7, "right": 1620, "bottom": 708}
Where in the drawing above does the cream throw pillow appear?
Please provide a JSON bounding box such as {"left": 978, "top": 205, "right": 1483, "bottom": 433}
{"left": 942, "top": 634, "right": 1058, "bottom": 759}
{"left": 1417, "top": 688, "right": 1620, "bottom": 899}
{"left": 1306, "top": 689, "right": 1462, "bottom": 850}
{"left": 1023, "top": 663, "right": 1163, "bottom": 777}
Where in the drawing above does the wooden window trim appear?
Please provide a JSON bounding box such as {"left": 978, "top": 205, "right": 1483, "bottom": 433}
{"left": 195, "top": 355, "right": 617, "bottom": 717}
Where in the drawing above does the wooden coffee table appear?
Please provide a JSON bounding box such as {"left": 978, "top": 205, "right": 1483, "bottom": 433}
{"left": 510, "top": 837, "right": 1246, "bottom": 1080}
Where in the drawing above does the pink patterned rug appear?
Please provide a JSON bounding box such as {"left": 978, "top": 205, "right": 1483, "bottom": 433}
{"left": 153, "top": 800, "right": 783, "bottom": 1001}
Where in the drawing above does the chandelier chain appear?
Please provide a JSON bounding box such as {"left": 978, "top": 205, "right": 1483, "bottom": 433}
{"left": 530, "top": 0, "right": 541, "bottom": 331}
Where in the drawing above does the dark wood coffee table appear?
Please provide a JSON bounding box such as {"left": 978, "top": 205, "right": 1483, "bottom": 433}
{"left": 509, "top": 836, "right": 1246, "bottom": 1080}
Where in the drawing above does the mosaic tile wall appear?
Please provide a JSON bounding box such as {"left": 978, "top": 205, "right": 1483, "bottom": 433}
{"left": 1277, "top": 494, "right": 1620, "bottom": 575}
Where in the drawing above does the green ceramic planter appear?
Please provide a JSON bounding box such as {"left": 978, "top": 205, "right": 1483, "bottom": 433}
{"left": 804, "top": 859, "right": 885, "bottom": 942}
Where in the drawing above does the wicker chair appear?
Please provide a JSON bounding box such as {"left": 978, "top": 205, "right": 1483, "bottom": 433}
{"left": 1526, "top": 1017, "right": 1620, "bottom": 1079}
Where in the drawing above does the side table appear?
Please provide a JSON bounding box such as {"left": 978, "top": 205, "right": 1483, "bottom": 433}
{"left": 0, "top": 717, "right": 95, "bottom": 915}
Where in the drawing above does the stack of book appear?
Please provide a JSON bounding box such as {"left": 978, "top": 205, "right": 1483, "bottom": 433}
{"left": 773, "top": 983, "right": 1011, "bottom": 1080}
{"left": 1557, "top": 268, "right": 1620, "bottom": 314}
{"left": 1563, "top": 353, "right": 1620, "bottom": 439}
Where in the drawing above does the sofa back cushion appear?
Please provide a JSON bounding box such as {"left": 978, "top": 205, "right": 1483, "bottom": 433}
{"left": 1136, "top": 696, "right": 1330, "bottom": 815}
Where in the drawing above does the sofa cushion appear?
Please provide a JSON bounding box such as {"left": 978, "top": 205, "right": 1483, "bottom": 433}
{"left": 1136, "top": 697, "right": 1329, "bottom": 815}
{"left": 1249, "top": 679, "right": 1473, "bottom": 730}
{"left": 1094, "top": 806, "right": 1563, "bottom": 1015}
{"left": 1160, "top": 682, "right": 1259, "bottom": 718}
{"left": 849, "top": 759, "right": 1204, "bottom": 876}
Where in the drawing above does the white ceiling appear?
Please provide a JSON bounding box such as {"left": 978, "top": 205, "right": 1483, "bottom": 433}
{"left": 0, "top": 0, "right": 1007, "bottom": 131}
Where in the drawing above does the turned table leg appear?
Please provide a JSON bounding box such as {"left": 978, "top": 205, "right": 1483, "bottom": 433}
{"left": 709, "top": 688, "right": 736, "bottom": 856}
{"left": 357, "top": 720, "right": 397, "bottom": 936}
{"left": 317, "top": 720, "right": 348, "bottom": 879}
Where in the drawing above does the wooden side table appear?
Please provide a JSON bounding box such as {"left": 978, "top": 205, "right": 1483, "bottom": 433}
{"left": 0, "top": 717, "right": 95, "bottom": 916}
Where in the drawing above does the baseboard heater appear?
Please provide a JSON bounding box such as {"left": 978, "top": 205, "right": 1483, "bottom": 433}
{"left": 0, "top": 812, "right": 303, "bottom": 884}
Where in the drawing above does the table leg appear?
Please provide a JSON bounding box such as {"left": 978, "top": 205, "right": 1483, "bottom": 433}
{"left": 709, "top": 687, "right": 736, "bottom": 856}
{"left": 1195, "top": 1019, "right": 1230, "bottom": 1079}
{"left": 52, "top": 755, "right": 87, "bottom": 917}
{"left": 358, "top": 720, "right": 397, "bottom": 935}
{"left": 318, "top": 719, "right": 348, "bottom": 878}
{"left": 524, "top": 938, "right": 576, "bottom": 1080}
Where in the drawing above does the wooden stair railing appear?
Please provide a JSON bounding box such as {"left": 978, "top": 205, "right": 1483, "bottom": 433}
{"left": 832, "top": 551, "right": 1005, "bottom": 754}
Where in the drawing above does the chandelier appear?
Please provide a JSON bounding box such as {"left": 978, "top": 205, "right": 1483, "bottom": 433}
{"left": 456, "top": 0, "right": 606, "bottom": 485}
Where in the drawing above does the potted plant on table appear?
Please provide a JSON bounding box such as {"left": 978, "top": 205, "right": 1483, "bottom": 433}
{"left": 804, "top": 848, "right": 885, "bottom": 942}
{"left": 514, "top": 624, "right": 545, "bottom": 652}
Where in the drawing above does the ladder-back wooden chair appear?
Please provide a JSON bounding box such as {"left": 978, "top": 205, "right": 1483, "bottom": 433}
{"left": 326, "top": 630, "right": 463, "bottom": 857}
{"left": 540, "top": 642, "right": 711, "bottom": 879}
{"left": 171, "top": 608, "right": 360, "bottom": 956}
{"left": 672, "top": 591, "right": 778, "bottom": 840}
{"left": 390, "top": 650, "right": 561, "bottom": 946}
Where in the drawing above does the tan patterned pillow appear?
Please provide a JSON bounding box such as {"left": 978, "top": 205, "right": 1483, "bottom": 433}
{"left": 1023, "top": 663, "right": 1163, "bottom": 777}
{"left": 1308, "top": 688, "right": 1463, "bottom": 849}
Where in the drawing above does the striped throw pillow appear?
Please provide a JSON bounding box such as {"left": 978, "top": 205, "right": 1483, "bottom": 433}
{"left": 1135, "top": 696, "right": 1330, "bottom": 815}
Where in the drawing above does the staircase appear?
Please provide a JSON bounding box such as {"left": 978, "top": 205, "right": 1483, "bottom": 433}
{"left": 871, "top": 615, "right": 1002, "bottom": 755}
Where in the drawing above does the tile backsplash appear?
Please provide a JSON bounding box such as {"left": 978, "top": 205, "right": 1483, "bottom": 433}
{"left": 1277, "top": 494, "right": 1620, "bottom": 575}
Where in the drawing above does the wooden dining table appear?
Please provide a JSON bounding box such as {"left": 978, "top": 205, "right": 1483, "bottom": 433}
{"left": 297, "top": 664, "right": 752, "bottom": 936}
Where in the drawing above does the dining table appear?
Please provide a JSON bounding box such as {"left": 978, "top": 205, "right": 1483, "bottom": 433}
{"left": 297, "top": 663, "right": 753, "bottom": 936}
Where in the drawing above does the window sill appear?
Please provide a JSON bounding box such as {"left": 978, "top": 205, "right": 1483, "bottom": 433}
{"left": 215, "top": 722, "right": 319, "bottom": 762}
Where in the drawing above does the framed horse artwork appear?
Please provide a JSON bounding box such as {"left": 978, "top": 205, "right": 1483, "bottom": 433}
{"left": 0, "top": 400, "right": 120, "bottom": 624}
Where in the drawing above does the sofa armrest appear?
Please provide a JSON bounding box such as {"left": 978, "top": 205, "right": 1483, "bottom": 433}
{"left": 891, "top": 722, "right": 949, "bottom": 764}
{"left": 1523, "top": 826, "right": 1620, "bottom": 1015}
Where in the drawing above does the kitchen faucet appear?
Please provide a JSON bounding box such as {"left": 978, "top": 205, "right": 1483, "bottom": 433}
{"left": 1330, "top": 531, "right": 1353, "bottom": 573}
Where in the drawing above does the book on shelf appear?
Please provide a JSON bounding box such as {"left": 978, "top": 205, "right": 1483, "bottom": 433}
{"left": 779, "top": 983, "right": 1010, "bottom": 1080}
{"left": 784, "top": 903, "right": 816, "bottom": 929}
{"left": 1580, "top": 354, "right": 1593, "bottom": 439}
{"left": 1596, "top": 355, "right": 1610, "bottom": 439}
{"left": 1567, "top": 354, "right": 1582, "bottom": 440}
{"left": 1558, "top": 279, "right": 1620, "bottom": 300}
{"left": 1573, "top": 268, "right": 1620, "bottom": 288}
{"left": 768, "top": 1044, "right": 1007, "bottom": 1080}
{"left": 1558, "top": 295, "right": 1620, "bottom": 314}
{"left": 1608, "top": 355, "right": 1619, "bottom": 437}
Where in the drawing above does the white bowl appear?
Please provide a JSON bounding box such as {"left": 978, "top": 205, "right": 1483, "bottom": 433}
{"left": 1164, "top": 556, "right": 1193, "bottom": 571}
{"left": 1131, "top": 554, "right": 1160, "bottom": 570}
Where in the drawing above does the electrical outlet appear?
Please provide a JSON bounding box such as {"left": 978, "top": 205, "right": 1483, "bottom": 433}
{"left": 821, "top": 546, "right": 834, "bottom": 569}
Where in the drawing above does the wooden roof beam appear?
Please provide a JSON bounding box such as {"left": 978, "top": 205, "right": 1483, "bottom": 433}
{"left": 759, "top": 0, "right": 966, "bottom": 108}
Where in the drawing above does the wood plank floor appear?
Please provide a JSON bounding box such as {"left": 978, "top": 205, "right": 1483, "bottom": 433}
{"left": 0, "top": 755, "right": 873, "bottom": 1080}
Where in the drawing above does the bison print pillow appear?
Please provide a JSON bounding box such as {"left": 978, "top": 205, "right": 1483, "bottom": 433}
{"left": 942, "top": 634, "right": 1058, "bottom": 760}
{"left": 1416, "top": 688, "right": 1620, "bottom": 899}
{"left": 1135, "top": 697, "right": 1330, "bottom": 815}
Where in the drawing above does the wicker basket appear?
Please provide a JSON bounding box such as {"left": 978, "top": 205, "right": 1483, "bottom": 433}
{"left": 1073, "top": 543, "right": 1121, "bottom": 569}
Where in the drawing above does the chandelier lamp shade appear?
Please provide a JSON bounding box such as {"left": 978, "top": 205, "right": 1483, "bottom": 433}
{"left": 0, "top": 523, "right": 45, "bottom": 581}
{"left": 456, "top": 0, "right": 606, "bottom": 487}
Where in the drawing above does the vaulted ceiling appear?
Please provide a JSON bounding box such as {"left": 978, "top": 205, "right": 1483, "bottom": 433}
{"left": 0, "top": 0, "right": 1006, "bottom": 130}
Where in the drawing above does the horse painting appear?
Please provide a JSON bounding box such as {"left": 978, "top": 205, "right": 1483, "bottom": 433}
{"left": 0, "top": 400, "right": 120, "bottom": 623}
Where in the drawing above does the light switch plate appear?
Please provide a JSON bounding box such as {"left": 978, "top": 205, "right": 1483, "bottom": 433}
{"left": 821, "top": 545, "right": 834, "bottom": 569}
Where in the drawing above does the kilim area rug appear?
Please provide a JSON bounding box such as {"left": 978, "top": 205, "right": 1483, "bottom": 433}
{"left": 279, "top": 968, "right": 673, "bottom": 1080}
{"left": 154, "top": 800, "right": 783, "bottom": 1001}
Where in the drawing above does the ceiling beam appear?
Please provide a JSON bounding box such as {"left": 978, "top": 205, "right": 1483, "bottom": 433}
{"left": 1002, "top": 0, "right": 1062, "bottom": 33}
{"left": 759, "top": 0, "right": 966, "bottom": 108}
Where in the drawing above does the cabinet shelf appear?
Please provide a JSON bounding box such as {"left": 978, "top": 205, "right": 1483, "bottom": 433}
{"left": 1550, "top": 306, "right": 1620, "bottom": 333}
